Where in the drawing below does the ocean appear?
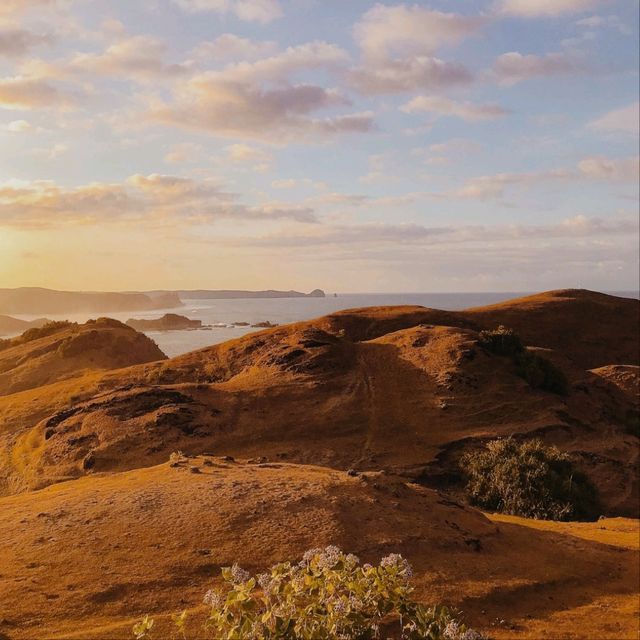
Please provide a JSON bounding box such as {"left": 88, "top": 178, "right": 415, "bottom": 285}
{"left": 10, "top": 291, "right": 639, "bottom": 358}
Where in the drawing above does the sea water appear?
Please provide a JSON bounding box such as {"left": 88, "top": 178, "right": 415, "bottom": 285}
{"left": 9, "top": 291, "right": 639, "bottom": 358}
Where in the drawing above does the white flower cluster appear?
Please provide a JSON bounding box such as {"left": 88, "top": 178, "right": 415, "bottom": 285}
{"left": 380, "top": 552, "right": 413, "bottom": 578}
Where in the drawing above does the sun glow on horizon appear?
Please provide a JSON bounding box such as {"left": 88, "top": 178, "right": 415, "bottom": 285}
{"left": 0, "top": 0, "right": 637, "bottom": 292}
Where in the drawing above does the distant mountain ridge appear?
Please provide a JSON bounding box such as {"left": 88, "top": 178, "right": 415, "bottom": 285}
{"left": 0, "top": 287, "right": 326, "bottom": 314}
{"left": 0, "top": 287, "right": 182, "bottom": 314}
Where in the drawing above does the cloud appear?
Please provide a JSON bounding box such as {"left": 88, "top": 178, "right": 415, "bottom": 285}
{"left": 428, "top": 138, "right": 482, "bottom": 155}
{"left": 0, "top": 0, "right": 57, "bottom": 18}
{"left": 349, "top": 5, "right": 481, "bottom": 95}
{"left": 402, "top": 96, "right": 508, "bottom": 122}
{"left": 3, "top": 118, "right": 34, "bottom": 132}
{"left": 151, "top": 75, "right": 373, "bottom": 142}
{"left": 143, "top": 39, "right": 368, "bottom": 141}
{"left": 70, "top": 35, "right": 190, "bottom": 81}
{"left": 226, "top": 143, "right": 273, "bottom": 171}
{"left": 494, "top": 0, "right": 601, "bottom": 18}
{"left": 163, "top": 142, "right": 203, "bottom": 164}
{"left": 578, "top": 156, "right": 639, "bottom": 181}
{"left": 412, "top": 138, "right": 482, "bottom": 165}
{"left": 349, "top": 57, "right": 472, "bottom": 95}
{"left": 0, "top": 76, "right": 72, "bottom": 109}
{"left": 453, "top": 169, "right": 571, "bottom": 200}
{"left": 210, "top": 41, "right": 349, "bottom": 84}
{"left": 452, "top": 155, "right": 638, "bottom": 200}
{"left": 191, "top": 34, "right": 278, "bottom": 62}
{"left": 0, "top": 174, "right": 316, "bottom": 228}
{"left": 354, "top": 5, "right": 484, "bottom": 61}
{"left": 172, "top": 0, "right": 282, "bottom": 23}
{"left": 239, "top": 215, "right": 637, "bottom": 249}
{"left": 41, "top": 142, "right": 67, "bottom": 159}
{"left": 0, "top": 28, "right": 52, "bottom": 57}
{"left": 588, "top": 102, "right": 639, "bottom": 135}
{"left": 271, "top": 179, "right": 296, "bottom": 189}
{"left": 492, "top": 51, "right": 582, "bottom": 85}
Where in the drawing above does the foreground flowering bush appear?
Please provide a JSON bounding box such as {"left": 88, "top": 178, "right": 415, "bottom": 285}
{"left": 133, "top": 547, "right": 485, "bottom": 640}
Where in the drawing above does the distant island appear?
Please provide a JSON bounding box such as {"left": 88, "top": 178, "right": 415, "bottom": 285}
{"left": 0, "top": 288, "right": 182, "bottom": 315}
{"left": 168, "top": 289, "right": 325, "bottom": 300}
{"left": 126, "top": 314, "right": 202, "bottom": 331}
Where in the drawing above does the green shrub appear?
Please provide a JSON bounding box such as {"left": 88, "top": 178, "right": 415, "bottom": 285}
{"left": 478, "top": 326, "right": 568, "bottom": 395}
{"left": 133, "top": 547, "right": 486, "bottom": 640}
{"left": 20, "top": 320, "right": 75, "bottom": 342}
{"left": 0, "top": 321, "right": 76, "bottom": 353}
{"left": 625, "top": 410, "right": 640, "bottom": 437}
{"left": 477, "top": 326, "right": 524, "bottom": 357}
{"left": 515, "top": 351, "right": 569, "bottom": 395}
{"left": 461, "top": 438, "right": 599, "bottom": 521}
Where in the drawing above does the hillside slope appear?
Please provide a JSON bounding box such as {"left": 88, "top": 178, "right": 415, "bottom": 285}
{"left": 0, "top": 457, "right": 636, "bottom": 640}
{"left": 0, "top": 319, "right": 166, "bottom": 397}
{"left": 0, "top": 290, "right": 636, "bottom": 513}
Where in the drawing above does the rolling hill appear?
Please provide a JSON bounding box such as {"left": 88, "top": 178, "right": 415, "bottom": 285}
{"left": 0, "top": 289, "right": 637, "bottom": 639}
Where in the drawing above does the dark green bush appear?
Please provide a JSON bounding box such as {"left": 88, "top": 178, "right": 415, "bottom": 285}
{"left": 477, "top": 325, "right": 524, "bottom": 357}
{"left": 625, "top": 410, "right": 640, "bottom": 437}
{"left": 478, "top": 326, "right": 568, "bottom": 395}
{"left": 461, "top": 437, "right": 599, "bottom": 521}
{"left": 515, "top": 351, "right": 569, "bottom": 395}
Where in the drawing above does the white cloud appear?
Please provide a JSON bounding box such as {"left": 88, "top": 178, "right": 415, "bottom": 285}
{"left": 272, "top": 179, "right": 296, "bottom": 189}
{"left": 578, "top": 156, "right": 639, "bottom": 182}
{"left": 412, "top": 138, "right": 481, "bottom": 165}
{"left": 191, "top": 34, "right": 278, "bottom": 62}
{"left": 211, "top": 41, "right": 349, "bottom": 84}
{"left": 588, "top": 102, "right": 639, "bottom": 135}
{"left": 492, "top": 51, "right": 581, "bottom": 85}
{"left": 164, "top": 142, "right": 203, "bottom": 164}
{"left": 355, "top": 5, "right": 484, "bottom": 61}
{"left": 452, "top": 155, "right": 638, "bottom": 200}
{"left": 453, "top": 170, "right": 570, "bottom": 200}
{"left": 349, "top": 5, "right": 481, "bottom": 95}
{"left": 576, "top": 14, "right": 631, "bottom": 33}
{"left": 3, "top": 118, "right": 34, "bottom": 132}
{"left": 0, "top": 174, "right": 316, "bottom": 228}
{"left": 172, "top": 0, "right": 282, "bottom": 23}
{"left": 402, "top": 96, "right": 508, "bottom": 122}
{"left": 494, "top": 0, "right": 601, "bottom": 18}
{"left": 44, "top": 142, "right": 67, "bottom": 159}
{"left": 226, "top": 143, "right": 273, "bottom": 171}
{"left": 70, "top": 35, "right": 190, "bottom": 81}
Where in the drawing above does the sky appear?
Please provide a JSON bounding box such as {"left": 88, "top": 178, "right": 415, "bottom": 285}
{"left": 0, "top": 0, "right": 638, "bottom": 293}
